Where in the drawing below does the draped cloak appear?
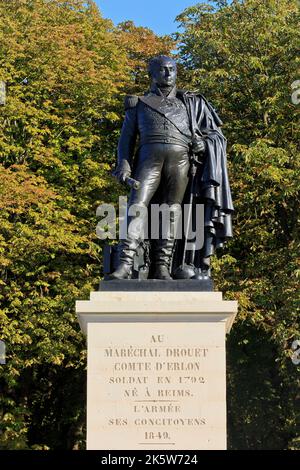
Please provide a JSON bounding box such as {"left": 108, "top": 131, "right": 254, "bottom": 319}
{"left": 177, "top": 90, "right": 234, "bottom": 268}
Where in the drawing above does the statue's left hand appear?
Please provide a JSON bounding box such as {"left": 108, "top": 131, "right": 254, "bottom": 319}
{"left": 191, "top": 137, "right": 206, "bottom": 155}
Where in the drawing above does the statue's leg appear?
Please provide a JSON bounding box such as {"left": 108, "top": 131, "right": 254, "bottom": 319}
{"left": 153, "top": 145, "right": 190, "bottom": 280}
{"left": 109, "top": 145, "right": 163, "bottom": 279}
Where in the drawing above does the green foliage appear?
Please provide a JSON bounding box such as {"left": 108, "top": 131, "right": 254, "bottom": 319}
{"left": 0, "top": 164, "right": 91, "bottom": 448}
{"left": 176, "top": 0, "right": 300, "bottom": 449}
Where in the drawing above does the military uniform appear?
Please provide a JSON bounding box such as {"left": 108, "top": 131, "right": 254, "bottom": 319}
{"left": 116, "top": 85, "right": 195, "bottom": 274}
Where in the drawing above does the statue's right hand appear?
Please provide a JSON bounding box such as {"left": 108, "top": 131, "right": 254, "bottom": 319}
{"left": 112, "top": 160, "right": 131, "bottom": 183}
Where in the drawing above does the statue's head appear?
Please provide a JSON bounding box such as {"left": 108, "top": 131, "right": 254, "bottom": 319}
{"left": 148, "top": 55, "right": 177, "bottom": 88}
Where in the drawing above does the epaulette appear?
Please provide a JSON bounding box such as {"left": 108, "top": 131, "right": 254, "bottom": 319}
{"left": 124, "top": 95, "right": 139, "bottom": 110}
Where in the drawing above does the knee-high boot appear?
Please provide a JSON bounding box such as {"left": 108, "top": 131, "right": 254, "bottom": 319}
{"left": 152, "top": 204, "right": 182, "bottom": 280}
{"left": 109, "top": 203, "right": 148, "bottom": 280}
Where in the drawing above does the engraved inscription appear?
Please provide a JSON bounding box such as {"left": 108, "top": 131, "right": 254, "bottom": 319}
{"left": 88, "top": 322, "right": 227, "bottom": 449}
{"left": 102, "top": 334, "right": 208, "bottom": 444}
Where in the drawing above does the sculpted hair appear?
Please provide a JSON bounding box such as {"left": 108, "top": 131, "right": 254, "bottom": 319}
{"left": 148, "top": 55, "right": 177, "bottom": 75}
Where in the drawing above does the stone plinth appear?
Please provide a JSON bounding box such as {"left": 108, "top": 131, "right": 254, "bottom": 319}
{"left": 76, "top": 290, "right": 237, "bottom": 450}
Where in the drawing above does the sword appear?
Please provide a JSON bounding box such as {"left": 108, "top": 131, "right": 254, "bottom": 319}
{"left": 173, "top": 154, "right": 202, "bottom": 279}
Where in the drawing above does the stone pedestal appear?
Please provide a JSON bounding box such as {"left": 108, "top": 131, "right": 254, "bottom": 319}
{"left": 76, "top": 289, "right": 237, "bottom": 450}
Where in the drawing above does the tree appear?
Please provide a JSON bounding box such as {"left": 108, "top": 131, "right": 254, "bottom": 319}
{"left": 0, "top": 164, "right": 91, "bottom": 449}
{"left": 176, "top": 0, "right": 299, "bottom": 449}
{"left": 0, "top": 0, "right": 173, "bottom": 449}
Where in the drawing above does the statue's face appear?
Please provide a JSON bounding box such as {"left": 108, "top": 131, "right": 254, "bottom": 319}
{"left": 150, "top": 58, "right": 177, "bottom": 88}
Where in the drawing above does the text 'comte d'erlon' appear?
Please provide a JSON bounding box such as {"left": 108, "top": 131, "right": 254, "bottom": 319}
{"left": 104, "top": 347, "right": 209, "bottom": 358}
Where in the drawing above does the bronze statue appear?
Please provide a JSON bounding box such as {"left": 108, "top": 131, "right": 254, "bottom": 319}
{"left": 109, "top": 55, "right": 233, "bottom": 281}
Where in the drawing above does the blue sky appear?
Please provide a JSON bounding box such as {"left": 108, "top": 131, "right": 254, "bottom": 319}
{"left": 95, "top": 0, "right": 207, "bottom": 36}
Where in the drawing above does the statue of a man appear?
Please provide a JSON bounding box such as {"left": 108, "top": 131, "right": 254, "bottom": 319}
{"left": 110, "top": 55, "right": 233, "bottom": 280}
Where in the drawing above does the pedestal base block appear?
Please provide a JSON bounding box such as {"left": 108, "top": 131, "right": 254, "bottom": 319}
{"left": 76, "top": 290, "right": 237, "bottom": 450}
